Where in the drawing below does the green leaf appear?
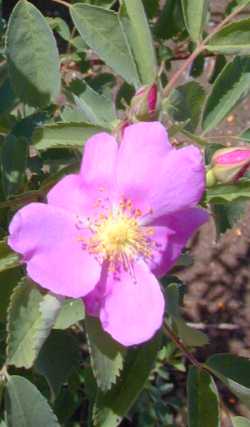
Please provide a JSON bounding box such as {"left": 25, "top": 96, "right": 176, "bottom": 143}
{"left": 0, "top": 268, "right": 21, "bottom": 322}
{"left": 175, "top": 318, "right": 208, "bottom": 347}
{"left": 168, "top": 81, "right": 205, "bottom": 132}
{"left": 206, "top": 354, "right": 250, "bottom": 409}
{"left": 0, "top": 420, "right": 7, "bottom": 427}
{"left": 206, "top": 19, "right": 250, "bottom": 55}
{"left": 180, "top": 129, "right": 208, "bottom": 146}
{"left": 54, "top": 298, "right": 85, "bottom": 330}
{"left": 0, "top": 240, "right": 20, "bottom": 273}
{"left": 70, "top": 3, "right": 140, "bottom": 87}
{"left": 181, "top": 0, "right": 208, "bottom": 42}
{"left": 212, "top": 200, "right": 247, "bottom": 234}
{"left": 6, "top": 0, "right": 60, "bottom": 107}
{"left": 142, "top": 0, "right": 160, "bottom": 18}
{"left": 0, "top": 379, "right": 5, "bottom": 409}
{"left": 121, "top": 0, "right": 157, "bottom": 84}
{"left": 232, "top": 417, "right": 250, "bottom": 427}
{"left": 0, "top": 77, "right": 17, "bottom": 117}
{"left": 187, "top": 367, "right": 220, "bottom": 427}
{"left": 202, "top": 57, "right": 250, "bottom": 133}
{"left": 166, "top": 283, "right": 208, "bottom": 347}
{"left": 62, "top": 106, "right": 89, "bottom": 123}
{"left": 32, "top": 122, "right": 105, "bottom": 151}
{"left": 7, "top": 278, "right": 63, "bottom": 368}
{"left": 1, "top": 134, "right": 27, "bottom": 197}
{"left": 205, "top": 181, "right": 250, "bottom": 204}
{"left": 35, "top": 330, "right": 80, "bottom": 399}
{"left": 241, "top": 128, "right": 250, "bottom": 141}
{"left": 6, "top": 375, "right": 60, "bottom": 427}
{"left": 154, "top": 0, "right": 185, "bottom": 40}
{"left": 69, "top": 79, "right": 116, "bottom": 126}
{"left": 48, "top": 17, "right": 71, "bottom": 41}
{"left": 209, "top": 55, "right": 227, "bottom": 84}
{"left": 85, "top": 316, "right": 125, "bottom": 392}
{"left": 93, "top": 333, "right": 161, "bottom": 427}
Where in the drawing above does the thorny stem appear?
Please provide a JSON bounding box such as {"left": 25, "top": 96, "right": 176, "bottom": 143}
{"left": 164, "top": 323, "right": 235, "bottom": 425}
{"left": 163, "top": 323, "right": 202, "bottom": 369}
{"left": 162, "top": 3, "right": 248, "bottom": 98}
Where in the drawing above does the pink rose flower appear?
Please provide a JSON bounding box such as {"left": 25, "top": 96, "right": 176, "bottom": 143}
{"left": 129, "top": 83, "right": 158, "bottom": 121}
{"left": 8, "top": 122, "right": 208, "bottom": 346}
{"left": 210, "top": 147, "right": 250, "bottom": 184}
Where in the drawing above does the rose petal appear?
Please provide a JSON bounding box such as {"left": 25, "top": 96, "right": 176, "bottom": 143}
{"left": 48, "top": 132, "right": 118, "bottom": 217}
{"left": 99, "top": 261, "right": 165, "bottom": 346}
{"left": 147, "top": 146, "right": 206, "bottom": 218}
{"left": 147, "top": 207, "right": 209, "bottom": 277}
{"left": 116, "top": 121, "right": 171, "bottom": 211}
{"left": 8, "top": 203, "right": 101, "bottom": 297}
{"left": 47, "top": 174, "right": 92, "bottom": 216}
{"left": 80, "top": 132, "right": 118, "bottom": 191}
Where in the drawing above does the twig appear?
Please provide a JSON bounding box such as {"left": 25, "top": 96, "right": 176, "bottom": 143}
{"left": 51, "top": 0, "right": 70, "bottom": 8}
{"left": 162, "top": 3, "right": 248, "bottom": 97}
{"left": 163, "top": 323, "right": 202, "bottom": 368}
{"left": 186, "top": 322, "right": 240, "bottom": 331}
{"left": 204, "top": 3, "right": 248, "bottom": 46}
{"left": 162, "top": 46, "right": 204, "bottom": 97}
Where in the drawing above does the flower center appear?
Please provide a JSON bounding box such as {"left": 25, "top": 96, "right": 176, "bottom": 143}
{"left": 84, "top": 207, "right": 154, "bottom": 270}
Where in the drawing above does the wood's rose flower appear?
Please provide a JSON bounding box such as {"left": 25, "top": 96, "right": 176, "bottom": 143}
{"left": 8, "top": 122, "right": 208, "bottom": 346}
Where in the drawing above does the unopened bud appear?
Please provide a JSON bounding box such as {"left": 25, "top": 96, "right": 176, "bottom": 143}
{"left": 129, "top": 83, "right": 158, "bottom": 121}
{"left": 209, "top": 147, "right": 250, "bottom": 184}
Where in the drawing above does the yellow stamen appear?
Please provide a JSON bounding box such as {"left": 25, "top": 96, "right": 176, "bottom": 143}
{"left": 86, "top": 208, "right": 153, "bottom": 270}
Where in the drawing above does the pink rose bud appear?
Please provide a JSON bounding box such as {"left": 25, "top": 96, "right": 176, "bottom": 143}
{"left": 209, "top": 147, "right": 250, "bottom": 184}
{"left": 129, "top": 83, "right": 158, "bottom": 121}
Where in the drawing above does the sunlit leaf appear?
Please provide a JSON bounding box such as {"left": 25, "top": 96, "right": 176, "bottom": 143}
{"left": 121, "top": 0, "right": 157, "bottom": 84}
{"left": 7, "top": 278, "right": 63, "bottom": 368}
{"left": 202, "top": 57, "right": 250, "bottom": 133}
{"left": 70, "top": 3, "right": 140, "bottom": 87}
{"left": 93, "top": 332, "right": 161, "bottom": 427}
{"left": 69, "top": 79, "right": 116, "bottom": 126}
{"left": 6, "top": 0, "right": 60, "bottom": 107}
{"left": 207, "top": 19, "right": 250, "bottom": 54}
{"left": 205, "top": 181, "right": 250, "bottom": 204}
{"left": 32, "top": 122, "right": 106, "bottom": 151}
{"left": 54, "top": 298, "right": 85, "bottom": 330}
{"left": 181, "top": 0, "right": 208, "bottom": 42}
{"left": 232, "top": 417, "right": 250, "bottom": 427}
{"left": 86, "top": 316, "right": 125, "bottom": 392}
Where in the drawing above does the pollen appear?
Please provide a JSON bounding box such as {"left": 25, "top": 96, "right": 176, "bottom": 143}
{"left": 86, "top": 208, "right": 154, "bottom": 270}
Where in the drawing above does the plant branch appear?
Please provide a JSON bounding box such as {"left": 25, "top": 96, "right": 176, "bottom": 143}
{"left": 51, "top": 0, "right": 70, "bottom": 8}
{"left": 204, "top": 3, "right": 248, "bottom": 46}
{"left": 162, "top": 3, "right": 248, "bottom": 97}
{"left": 163, "top": 323, "right": 202, "bottom": 368}
{"left": 162, "top": 45, "right": 204, "bottom": 98}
